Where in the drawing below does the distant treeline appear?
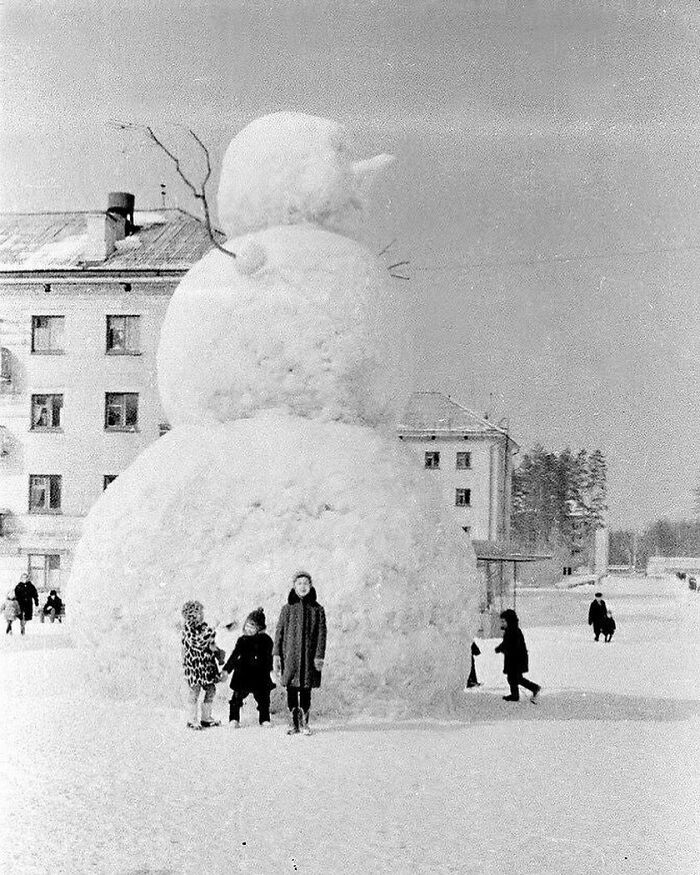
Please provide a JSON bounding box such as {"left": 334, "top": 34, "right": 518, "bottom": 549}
{"left": 609, "top": 519, "right": 700, "bottom": 568}
{"left": 511, "top": 446, "right": 607, "bottom": 555}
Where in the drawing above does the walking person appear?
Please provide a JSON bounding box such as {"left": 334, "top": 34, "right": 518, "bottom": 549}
{"left": 3, "top": 590, "right": 20, "bottom": 634}
{"left": 14, "top": 573, "right": 39, "bottom": 636}
{"left": 495, "top": 609, "right": 541, "bottom": 703}
{"left": 273, "top": 571, "right": 327, "bottom": 736}
{"left": 222, "top": 607, "right": 275, "bottom": 728}
{"left": 602, "top": 611, "right": 616, "bottom": 643}
{"left": 181, "top": 600, "right": 225, "bottom": 730}
{"left": 588, "top": 592, "right": 608, "bottom": 642}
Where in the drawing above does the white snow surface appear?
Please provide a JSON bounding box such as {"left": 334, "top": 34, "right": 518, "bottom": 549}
{"left": 67, "top": 413, "right": 479, "bottom": 714}
{"left": 157, "top": 224, "right": 409, "bottom": 427}
{"left": 216, "top": 112, "right": 394, "bottom": 239}
{"left": 3, "top": 576, "right": 698, "bottom": 874}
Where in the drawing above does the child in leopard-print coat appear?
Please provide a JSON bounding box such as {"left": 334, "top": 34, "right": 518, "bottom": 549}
{"left": 181, "top": 600, "right": 225, "bottom": 729}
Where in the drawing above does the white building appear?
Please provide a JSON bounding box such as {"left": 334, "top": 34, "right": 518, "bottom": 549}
{"left": 397, "top": 391, "right": 518, "bottom": 542}
{"left": 0, "top": 194, "right": 217, "bottom": 593}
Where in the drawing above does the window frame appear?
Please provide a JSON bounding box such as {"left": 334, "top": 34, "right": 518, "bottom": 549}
{"left": 424, "top": 451, "right": 441, "bottom": 469}
{"left": 455, "top": 488, "right": 471, "bottom": 507}
{"left": 106, "top": 315, "right": 141, "bottom": 355}
{"left": 27, "top": 553, "right": 62, "bottom": 592}
{"left": 104, "top": 392, "right": 139, "bottom": 431}
{"left": 28, "top": 474, "right": 62, "bottom": 514}
{"left": 30, "top": 393, "right": 64, "bottom": 430}
{"left": 31, "top": 315, "right": 65, "bottom": 354}
{"left": 456, "top": 451, "right": 472, "bottom": 470}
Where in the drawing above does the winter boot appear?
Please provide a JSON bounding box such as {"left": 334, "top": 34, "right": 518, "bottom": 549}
{"left": 287, "top": 707, "right": 301, "bottom": 735}
{"left": 300, "top": 710, "right": 312, "bottom": 736}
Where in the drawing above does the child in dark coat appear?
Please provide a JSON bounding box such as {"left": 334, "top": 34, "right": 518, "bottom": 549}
{"left": 222, "top": 607, "right": 275, "bottom": 727}
{"left": 273, "top": 571, "right": 327, "bottom": 736}
{"left": 601, "top": 611, "right": 616, "bottom": 643}
{"left": 495, "top": 609, "right": 541, "bottom": 703}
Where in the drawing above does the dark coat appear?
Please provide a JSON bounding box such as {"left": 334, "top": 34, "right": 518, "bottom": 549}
{"left": 222, "top": 632, "right": 275, "bottom": 692}
{"left": 15, "top": 580, "right": 39, "bottom": 620}
{"left": 495, "top": 626, "right": 529, "bottom": 676}
{"left": 273, "top": 587, "right": 327, "bottom": 689}
{"left": 601, "top": 613, "right": 616, "bottom": 634}
{"left": 43, "top": 594, "right": 63, "bottom": 614}
{"left": 588, "top": 599, "right": 608, "bottom": 626}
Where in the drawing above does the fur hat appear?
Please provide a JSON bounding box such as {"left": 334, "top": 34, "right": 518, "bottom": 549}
{"left": 244, "top": 607, "right": 266, "bottom": 631}
{"left": 181, "top": 600, "right": 204, "bottom": 623}
{"left": 293, "top": 570, "right": 313, "bottom": 584}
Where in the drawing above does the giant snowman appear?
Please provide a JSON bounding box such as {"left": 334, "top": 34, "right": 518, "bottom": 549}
{"left": 68, "top": 113, "right": 480, "bottom": 716}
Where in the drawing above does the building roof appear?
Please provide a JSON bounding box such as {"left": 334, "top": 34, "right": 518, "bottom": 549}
{"left": 398, "top": 391, "right": 518, "bottom": 447}
{"left": 0, "top": 209, "right": 223, "bottom": 273}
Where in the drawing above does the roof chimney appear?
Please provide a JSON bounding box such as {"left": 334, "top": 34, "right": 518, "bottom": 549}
{"left": 105, "top": 192, "right": 135, "bottom": 256}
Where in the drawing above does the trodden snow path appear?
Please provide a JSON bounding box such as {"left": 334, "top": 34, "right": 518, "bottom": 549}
{"left": 1, "top": 577, "right": 698, "bottom": 875}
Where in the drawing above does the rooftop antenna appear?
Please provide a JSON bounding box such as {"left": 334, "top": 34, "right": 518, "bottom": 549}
{"left": 160, "top": 183, "right": 167, "bottom": 208}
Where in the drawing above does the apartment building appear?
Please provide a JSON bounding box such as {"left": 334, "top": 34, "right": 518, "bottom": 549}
{"left": 0, "top": 193, "right": 217, "bottom": 592}
{"left": 397, "top": 391, "right": 518, "bottom": 542}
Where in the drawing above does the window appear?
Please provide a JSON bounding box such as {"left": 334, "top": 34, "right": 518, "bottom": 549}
{"left": 158, "top": 421, "right": 171, "bottom": 437}
{"left": 31, "top": 316, "right": 65, "bottom": 353}
{"left": 455, "top": 488, "right": 471, "bottom": 507}
{"left": 425, "top": 451, "right": 440, "bottom": 469}
{"left": 29, "top": 475, "right": 62, "bottom": 513}
{"left": 456, "top": 451, "right": 471, "bottom": 469}
{"left": 28, "top": 554, "right": 61, "bottom": 592}
{"left": 103, "top": 475, "right": 118, "bottom": 490}
{"left": 106, "top": 315, "right": 141, "bottom": 354}
{"left": 105, "top": 393, "right": 139, "bottom": 430}
{"left": 31, "top": 394, "right": 63, "bottom": 429}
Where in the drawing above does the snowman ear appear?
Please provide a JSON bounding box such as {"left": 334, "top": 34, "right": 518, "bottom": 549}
{"left": 352, "top": 153, "right": 395, "bottom": 186}
{"left": 234, "top": 239, "right": 267, "bottom": 276}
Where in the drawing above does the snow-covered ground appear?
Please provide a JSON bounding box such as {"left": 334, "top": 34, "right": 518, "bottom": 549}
{"left": 2, "top": 575, "right": 698, "bottom": 874}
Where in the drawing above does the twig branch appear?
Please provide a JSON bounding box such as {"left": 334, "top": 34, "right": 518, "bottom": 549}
{"left": 108, "top": 120, "right": 235, "bottom": 260}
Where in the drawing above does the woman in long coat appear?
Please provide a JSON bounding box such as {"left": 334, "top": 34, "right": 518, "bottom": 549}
{"left": 273, "top": 571, "right": 327, "bottom": 735}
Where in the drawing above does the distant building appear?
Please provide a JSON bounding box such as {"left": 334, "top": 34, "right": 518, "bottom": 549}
{"left": 398, "top": 392, "right": 528, "bottom": 632}
{"left": 397, "top": 391, "right": 518, "bottom": 542}
{"left": 0, "top": 193, "right": 218, "bottom": 592}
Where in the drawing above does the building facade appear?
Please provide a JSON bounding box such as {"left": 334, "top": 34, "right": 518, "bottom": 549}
{"left": 397, "top": 391, "right": 518, "bottom": 542}
{"left": 0, "top": 194, "right": 217, "bottom": 593}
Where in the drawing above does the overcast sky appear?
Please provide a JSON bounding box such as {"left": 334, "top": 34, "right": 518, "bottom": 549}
{"left": 1, "top": 0, "right": 698, "bottom": 529}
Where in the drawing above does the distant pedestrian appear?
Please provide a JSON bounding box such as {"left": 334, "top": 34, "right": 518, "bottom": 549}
{"left": 181, "top": 600, "right": 224, "bottom": 730}
{"left": 3, "top": 591, "right": 20, "bottom": 635}
{"left": 588, "top": 592, "right": 608, "bottom": 641}
{"left": 465, "top": 640, "right": 481, "bottom": 688}
{"left": 495, "top": 609, "right": 541, "bottom": 703}
{"left": 41, "top": 590, "right": 64, "bottom": 623}
{"left": 14, "top": 573, "right": 38, "bottom": 636}
{"left": 273, "top": 571, "right": 327, "bottom": 736}
{"left": 602, "top": 612, "right": 616, "bottom": 643}
{"left": 222, "top": 607, "right": 275, "bottom": 728}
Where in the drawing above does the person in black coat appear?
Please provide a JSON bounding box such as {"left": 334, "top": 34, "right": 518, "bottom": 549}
{"left": 222, "top": 607, "right": 275, "bottom": 727}
{"left": 495, "top": 609, "right": 541, "bottom": 702}
{"left": 41, "top": 590, "right": 64, "bottom": 623}
{"left": 14, "top": 573, "right": 39, "bottom": 636}
{"left": 588, "top": 592, "right": 608, "bottom": 641}
{"left": 273, "top": 571, "right": 327, "bottom": 735}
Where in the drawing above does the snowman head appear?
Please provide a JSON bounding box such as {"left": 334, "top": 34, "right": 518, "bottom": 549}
{"left": 216, "top": 112, "right": 394, "bottom": 239}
